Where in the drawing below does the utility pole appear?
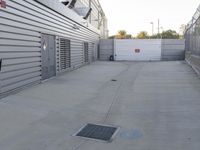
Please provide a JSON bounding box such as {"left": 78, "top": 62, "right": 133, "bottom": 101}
{"left": 158, "top": 19, "right": 160, "bottom": 34}
{"left": 150, "top": 22, "right": 154, "bottom": 36}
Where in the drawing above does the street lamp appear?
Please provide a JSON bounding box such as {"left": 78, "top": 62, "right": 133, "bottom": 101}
{"left": 150, "top": 22, "right": 154, "bottom": 36}
{"left": 160, "top": 27, "right": 164, "bottom": 39}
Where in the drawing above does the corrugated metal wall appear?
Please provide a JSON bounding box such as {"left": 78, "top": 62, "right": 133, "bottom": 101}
{"left": 0, "top": 0, "right": 99, "bottom": 97}
{"left": 99, "top": 39, "right": 114, "bottom": 61}
{"left": 161, "top": 39, "right": 185, "bottom": 61}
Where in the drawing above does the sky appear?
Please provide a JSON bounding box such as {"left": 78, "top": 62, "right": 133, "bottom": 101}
{"left": 99, "top": 0, "right": 200, "bottom": 36}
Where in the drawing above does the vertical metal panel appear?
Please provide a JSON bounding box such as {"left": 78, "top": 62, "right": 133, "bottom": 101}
{"left": 99, "top": 39, "right": 114, "bottom": 61}
{"left": 115, "top": 39, "right": 162, "bottom": 61}
{"left": 0, "top": 0, "right": 99, "bottom": 97}
{"left": 161, "top": 39, "right": 185, "bottom": 61}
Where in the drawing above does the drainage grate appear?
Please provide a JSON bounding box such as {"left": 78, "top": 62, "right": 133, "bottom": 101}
{"left": 74, "top": 124, "right": 119, "bottom": 142}
{"left": 111, "top": 79, "right": 117, "bottom": 82}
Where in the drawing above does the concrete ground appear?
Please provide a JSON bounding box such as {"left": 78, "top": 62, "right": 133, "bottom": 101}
{"left": 0, "top": 61, "right": 200, "bottom": 150}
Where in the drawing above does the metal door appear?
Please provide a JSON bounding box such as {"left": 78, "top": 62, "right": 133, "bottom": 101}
{"left": 41, "top": 34, "right": 56, "bottom": 80}
{"left": 84, "top": 42, "right": 89, "bottom": 63}
{"left": 0, "top": 58, "right": 2, "bottom": 95}
{"left": 92, "top": 43, "right": 97, "bottom": 61}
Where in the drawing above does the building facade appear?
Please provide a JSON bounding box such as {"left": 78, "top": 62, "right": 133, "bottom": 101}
{"left": 0, "top": 0, "right": 108, "bottom": 98}
{"left": 185, "top": 4, "right": 200, "bottom": 74}
{"left": 74, "top": 0, "right": 108, "bottom": 38}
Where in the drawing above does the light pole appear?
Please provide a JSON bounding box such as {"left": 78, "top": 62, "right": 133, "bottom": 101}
{"left": 150, "top": 22, "right": 154, "bottom": 36}
{"left": 160, "top": 27, "right": 164, "bottom": 39}
{"left": 158, "top": 19, "right": 160, "bottom": 34}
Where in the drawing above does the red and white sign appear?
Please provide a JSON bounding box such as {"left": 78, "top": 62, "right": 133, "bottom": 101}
{"left": 135, "top": 49, "right": 140, "bottom": 53}
{"left": 0, "top": 0, "right": 6, "bottom": 8}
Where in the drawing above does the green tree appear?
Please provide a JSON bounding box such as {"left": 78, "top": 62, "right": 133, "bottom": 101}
{"left": 116, "top": 30, "right": 127, "bottom": 39}
{"left": 161, "top": 30, "right": 180, "bottom": 39}
{"left": 109, "top": 30, "right": 133, "bottom": 39}
{"left": 136, "top": 31, "right": 149, "bottom": 39}
{"left": 108, "top": 35, "right": 116, "bottom": 39}
{"left": 125, "top": 34, "right": 132, "bottom": 39}
{"left": 149, "top": 30, "right": 180, "bottom": 39}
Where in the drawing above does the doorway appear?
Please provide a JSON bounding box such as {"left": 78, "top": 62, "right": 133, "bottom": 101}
{"left": 41, "top": 34, "right": 56, "bottom": 80}
{"left": 84, "top": 42, "right": 89, "bottom": 63}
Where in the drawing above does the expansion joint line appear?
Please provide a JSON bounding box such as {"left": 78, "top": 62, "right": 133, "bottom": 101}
{"left": 103, "top": 63, "right": 144, "bottom": 123}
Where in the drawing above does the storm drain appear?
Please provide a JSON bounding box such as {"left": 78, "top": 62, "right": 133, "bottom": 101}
{"left": 111, "top": 79, "right": 117, "bottom": 82}
{"left": 74, "top": 124, "right": 119, "bottom": 142}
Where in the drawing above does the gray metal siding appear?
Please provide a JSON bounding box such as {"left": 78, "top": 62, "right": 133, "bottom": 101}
{"left": 161, "top": 39, "right": 185, "bottom": 61}
{"left": 0, "top": 0, "right": 99, "bottom": 97}
{"left": 0, "top": 26, "right": 41, "bottom": 96}
{"left": 99, "top": 39, "right": 114, "bottom": 61}
{"left": 71, "top": 40, "right": 85, "bottom": 68}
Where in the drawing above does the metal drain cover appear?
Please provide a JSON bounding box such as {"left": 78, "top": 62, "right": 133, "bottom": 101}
{"left": 111, "top": 79, "right": 117, "bottom": 82}
{"left": 74, "top": 124, "right": 119, "bottom": 142}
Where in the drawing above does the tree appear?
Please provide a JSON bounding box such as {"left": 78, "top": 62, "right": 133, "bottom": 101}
{"left": 136, "top": 31, "right": 149, "bottom": 39}
{"left": 179, "top": 24, "right": 186, "bottom": 39}
{"left": 109, "top": 30, "right": 133, "bottom": 39}
{"left": 116, "top": 30, "right": 127, "bottom": 39}
{"left": 108, "top": 35, "right": 116, "bottom": 39}
{"left": 160, "top": 30, "right": 180, "bottom": 39}
{"left": 125, "top": 34, "right": 132, "bottom": 39}
{"left": 149, "top": 30, "right": 180, "bottom": 39}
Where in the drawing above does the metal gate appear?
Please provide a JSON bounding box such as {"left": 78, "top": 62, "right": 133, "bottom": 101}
{"left": 41, "top": 34, "right": 56, "bottom": 80}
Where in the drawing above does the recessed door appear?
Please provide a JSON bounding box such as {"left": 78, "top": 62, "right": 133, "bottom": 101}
{"left": 84, "top": 42, "right": 89, "bottom": 63}
{"left": 0, "top": 58, "right": 2, "bottom": 95}
{"left": 41, "top": 34, "right": 56, "bottom": 80}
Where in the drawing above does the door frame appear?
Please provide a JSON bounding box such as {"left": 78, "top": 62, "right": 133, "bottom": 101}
{"left": 41, "top": 33, "right": 56, "bottom": 80}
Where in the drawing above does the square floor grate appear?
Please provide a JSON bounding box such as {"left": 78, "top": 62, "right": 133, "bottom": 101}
{"left": 74, "top": 124, "right": 119, "bottom": 142}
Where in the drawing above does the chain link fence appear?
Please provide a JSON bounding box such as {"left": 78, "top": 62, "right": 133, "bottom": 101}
{"left": 185, "top": 4, "right": 200, "bottom": 56}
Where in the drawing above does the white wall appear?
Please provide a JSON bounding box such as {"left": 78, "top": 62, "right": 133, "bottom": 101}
{"left": 115, "top": 39, "right": 162, "bottom": 61}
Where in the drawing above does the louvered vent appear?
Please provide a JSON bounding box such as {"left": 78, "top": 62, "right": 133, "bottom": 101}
{"left": 84, "top": 42, "right": 89, "bottom": 63}
{"left": 60, "top": 38, "right": 71, "bottom": 70}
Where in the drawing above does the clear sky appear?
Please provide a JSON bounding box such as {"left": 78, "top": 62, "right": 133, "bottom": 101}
{"left": 99, "top": 0, "right": 200, "bottom": 36}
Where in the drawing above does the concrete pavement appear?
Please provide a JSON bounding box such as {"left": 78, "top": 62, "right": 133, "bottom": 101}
{"left": 0, "top": 61, "right": 200, "bottom": 150}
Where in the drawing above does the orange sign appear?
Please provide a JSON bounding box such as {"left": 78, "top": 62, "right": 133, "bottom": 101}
{"left": 0, "top": 0, "right": 6, "bottom": 8}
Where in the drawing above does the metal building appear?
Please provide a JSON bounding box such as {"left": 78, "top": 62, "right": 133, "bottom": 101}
{"left": 185, "top": 4, "right": 200, "bottom": 74}
{"left": 0, "top": 0, "right": 108, "bottom": 98}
